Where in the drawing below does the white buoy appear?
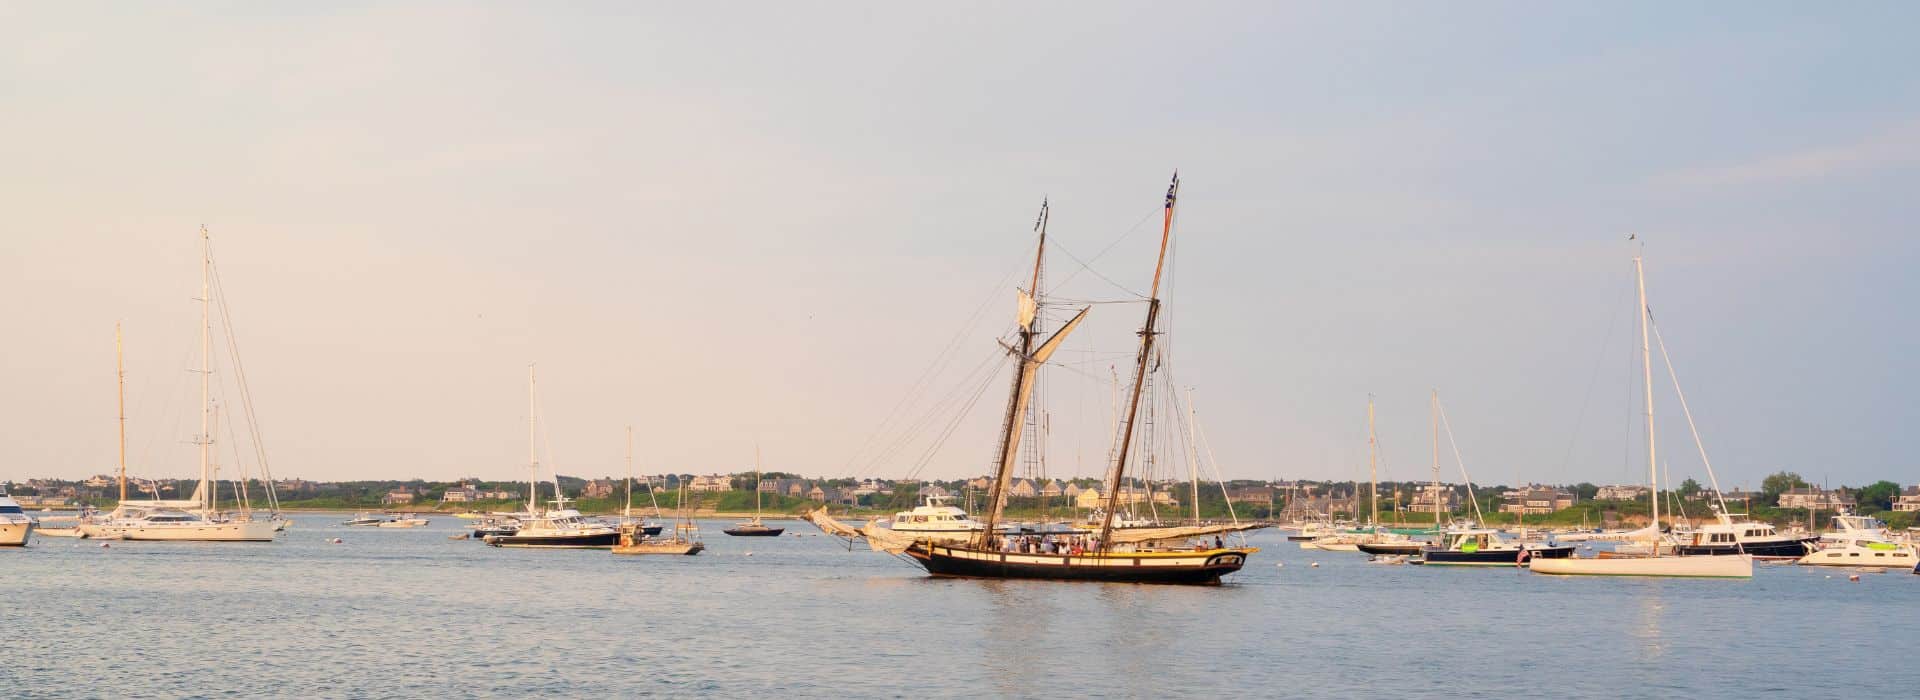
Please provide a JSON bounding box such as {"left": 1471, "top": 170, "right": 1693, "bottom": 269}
{"left": 1275, "top": 562, "right": 1284, "bottom": 568}
{"left": 1310, "top": 562, "right": 1320, "bottom": 568}
{"left": 329, "top": 537, "right": 344, "bottom": 544}
{"left": 99, "top": 542, "right": 110, "bottom": 548}
{"left": 1848, "top": 574, "right": 1861, "bottom": 582}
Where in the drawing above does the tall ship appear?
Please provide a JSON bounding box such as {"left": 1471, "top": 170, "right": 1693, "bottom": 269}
{"left": 896, "top": 175, "right": 1256, "bottom": 584}
{"left": 80, "top": 229, "right": 280, "bottom": 543}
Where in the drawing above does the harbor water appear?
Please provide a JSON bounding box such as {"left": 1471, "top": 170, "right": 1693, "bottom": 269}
{"left": 4, "top": 514, "right": 1914, "bottom": 698}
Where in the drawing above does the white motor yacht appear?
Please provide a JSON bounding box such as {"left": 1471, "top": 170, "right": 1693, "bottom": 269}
{"left": 484, "top": 506, "right": 619, "bottom": 548}
{"left": 0, "top": 493, "right": 35, "bottom": 546}
{"left": 885, "top": 494, "right": 993, "bottom": 540}
{"left": 1799, "top": 513, "right": 1917, "bottom": 568}
{"left": 377, "top": 514, "right": 430, "bottom": 528}
{"left": 342, "top": 512, "right": 386, "bottom": 526}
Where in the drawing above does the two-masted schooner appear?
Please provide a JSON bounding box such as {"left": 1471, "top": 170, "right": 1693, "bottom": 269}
{"left": 896, "top": 174, "right": 1257, "bottom": 584}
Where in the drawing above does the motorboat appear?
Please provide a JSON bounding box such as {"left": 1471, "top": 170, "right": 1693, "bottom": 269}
{"left": 377, "top": 514, "right": 430, "bottom": 528}
{"left": 1671, "top": 517, "right": 1816, "bottom": 559}
{"left": 0, "top": 492, "right": 35, "bottom": 546}
{"left": 342, "top": 512, "right": 386, "bottom": 526}
{"left": 884, "top": 494, "right": 992, "bottom": 539}
{"left": 1799, "top": 536, "right": 1917, "bottom": 569}
{"left": 1415, "top": 528, "right": 1572, "bottom": 567}
{"left": 611, "top": 522, "right": 704, "bottom": 555}
{"left": 471, "top": 516, "right": 522, "bottom": 539}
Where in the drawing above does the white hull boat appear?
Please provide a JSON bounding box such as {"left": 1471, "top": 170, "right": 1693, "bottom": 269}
{"left": 1529, "top": 553, "right": 1753, "bottom": 578}
{"left": 80, "top": 517, "right": 279, "bottom": 542}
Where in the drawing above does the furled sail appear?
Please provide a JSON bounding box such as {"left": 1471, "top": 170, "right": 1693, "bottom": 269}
{"left": 1017, "top": 290, "right": 1038, "bottom": 330}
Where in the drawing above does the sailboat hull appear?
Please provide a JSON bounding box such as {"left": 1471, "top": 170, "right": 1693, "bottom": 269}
{"left": 907, "top": 544, "right": 1254, "bottom": 585}
{"left": 723, "top": 526, "right": 784, "bottom": 537}
{"left": 484, "top": 531, "right": 621, "bottom": 548}
{"left": 1356, "top": 541, "right": 1427, "bottom": 556}
{"left": 1528, "top": 553, "right": 1753, "bottom": 578}
{"left": 1419, "top": 545, "right": 1574, "bottom": 567}
{"left": 78, "top": 520, "right": 278, "bottom": 542}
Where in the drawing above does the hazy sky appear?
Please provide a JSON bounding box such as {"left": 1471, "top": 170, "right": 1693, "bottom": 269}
{"left": 4, "top": 3, "right": 1916, "bottom": 490}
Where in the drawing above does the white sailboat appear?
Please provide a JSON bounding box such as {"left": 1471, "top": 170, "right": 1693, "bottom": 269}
{"left": 81, "top": 230, "right": 278, "bottom": 543}
{"left": 484, "top": 365, "right": 621, "bottom": 548}
{"left": 1529, "top": 249, "right": 1751, "bottom": 579}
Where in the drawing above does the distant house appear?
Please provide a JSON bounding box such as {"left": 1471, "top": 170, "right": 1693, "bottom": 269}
{"left": 759, "top": 478, "right": 808, "bottom": 498}
{"left": 1894, "top": 485, "right": 1920, "bottom": 512}
{"left": 919, "top": 484, "right": 951, "bottom": 499}
{"left": 687, "top": 475, "right": 734, "bottom": 493}
{"left": 967, "top": 477, "right": 992, "bottom": 491}
{"left": 1595, "top": 484, "right": 1650, "bottom": 502}
{"left": 1064, "top": 483, "right": 1084, "bottom": 498}
{"left": 1227, "top": 487, "right": 1275, "bottom": 506}
{"left": 1008, "top": 479, "right": 1039, "bottom": 498}
{"left": 1075, "top": 488, "right": 1105, "bottom": 510}
{"left": 1500, "top": 488, "right": 1574, "bottom": 515}
{"left": 84, "top": 474, "right": 114, "bottom": 488}
{"left": 441, "top": 484, "right": 481, "bottom": 503}
{"left": 582, "top": 479, "right": 618, "bottom": 499}
{"left": 382, "top": 489, "right": 416, "bottom": 505}
{"left": 1777, "top": 487, "right": 1855, "bottom": 510}
{"left": 480, "top": 489, "right": 520, "bottom": 500}
{"left": 1407, "top": 484, "right": 1457, "bottom": 512}
{"left": 1039, "top": 480, "right": 1064, "bottom": 498}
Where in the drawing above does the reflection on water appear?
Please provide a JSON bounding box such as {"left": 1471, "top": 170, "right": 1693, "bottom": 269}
{"left": 2, "top": 516, "right": 1914, "bottom": 698}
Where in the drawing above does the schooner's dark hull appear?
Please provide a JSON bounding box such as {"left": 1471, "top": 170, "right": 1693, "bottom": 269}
{"left": 484, "top": 531, "right": 620, "bottom": 548}
{"left": 1672, "top": 537, "right": 1814, "bottom": 559}
{"left": 906, "top": 544, "right": 1253, "bottom": 585}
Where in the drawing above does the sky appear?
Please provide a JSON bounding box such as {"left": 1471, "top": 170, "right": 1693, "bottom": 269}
{"left": 3, "top": 2, "right": 1916, "bottom": 490}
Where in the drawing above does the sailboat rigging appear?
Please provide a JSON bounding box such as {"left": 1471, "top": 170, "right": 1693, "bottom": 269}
{"left": 81, "top": 228, "right": 280, "bottom": 542}
{"left": 901, "top": 173, "right": 1258, "bottom": 585}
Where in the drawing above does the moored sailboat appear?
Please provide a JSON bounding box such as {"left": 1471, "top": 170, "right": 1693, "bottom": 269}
{"left": 723, "top": 447, "right": 784, "bottom": 537}
{"left": 80, "top": 237, "right": 280, "bottom": 543}
{"left": 483, "top": 366, "right": 620, "bottom": 549}
{"left": 1528, "top": 248, "right": 1752, "bottom": 579}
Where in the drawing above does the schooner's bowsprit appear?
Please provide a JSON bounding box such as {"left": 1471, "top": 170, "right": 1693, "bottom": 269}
{"left": 900, "top": 173, "right": 1259, "bottom": 585}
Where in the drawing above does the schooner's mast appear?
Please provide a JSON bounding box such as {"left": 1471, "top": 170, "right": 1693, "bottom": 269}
{"left": 975, "top": 200, "right": 1088, "bottom": 546}
{"left": 1097, "top": 173, "right": 1180, "bottom": 550}
{"left": 117, "top": 322, "right": 127, "bottom": 503}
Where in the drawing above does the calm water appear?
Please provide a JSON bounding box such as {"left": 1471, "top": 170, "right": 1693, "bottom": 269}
{"left": 4, "top": 515, "right": 1914, "bottom": 698}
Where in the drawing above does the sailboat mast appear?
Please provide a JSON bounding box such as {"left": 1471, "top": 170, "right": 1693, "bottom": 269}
{"left": 1430, "top": 390, "right": 1440, "bottom": 526}
{"left": 754, "top": 445, "right": 763, "bottom": 520}
{"left": 1367, "top": 396, "right": 1379, "bottom": 527}
{"left": 117, "top": 322, "right": 127, "bottom": 503}
{"left": 625, "top": 426, "right": 634, "bottom": 519}
{"left": 199, "top": 226, "right": 213, "bottom": 513}
{"left": 1187, "top": 388, "right": 1201, "bottom": 524}
{"left": 1098, "top": 172, "right": 1180, "bottom": 549}
{"left": 527, "top": 364, "right": 538, "bottom": 514}
{"left": 1635, "top": 253, "right": 1660, "bottom": 532}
